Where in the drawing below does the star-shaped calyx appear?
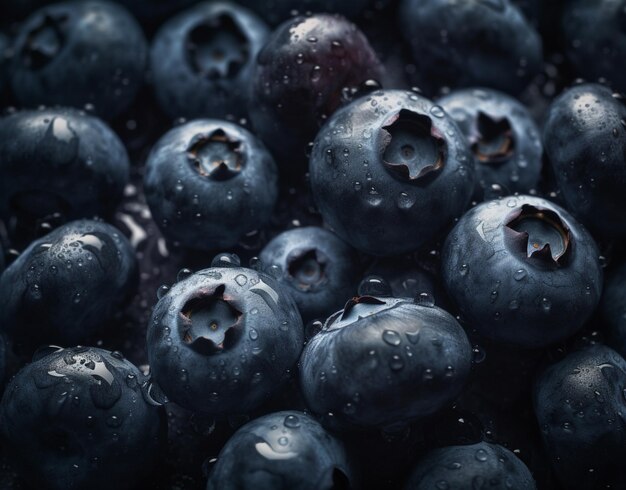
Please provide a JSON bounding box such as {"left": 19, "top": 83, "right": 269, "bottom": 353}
{"left": 187, "top": 129, "right": 245, "bottom": 180}
{"left": 505, "top": 204, "right": 571, "bottom": 266}
{"left": 179, "top": 284, "right": 243, "bottom": 354}
{"left": 470, "top": 112, "right": 516, "bottom": 165}
{"left": 22, "top": 12, "right": 69, "bottom": 70}
{"left": 286, "top": 249, "right": 328, "bottom": 292}
{"left": 381, "top": 109, "right": 446, "bottom": 182}
{"left": 185, "top": 14, "right": 249, "bottom": 80}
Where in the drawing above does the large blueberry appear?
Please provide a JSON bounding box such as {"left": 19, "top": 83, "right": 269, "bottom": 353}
{"left": 259, "top": 226, "right": 359, "bottom": 323}
{"left": 206, "top": 411, "right": 353, "bottom": 489}
{"left": 309, "top": 89, "right": 474, "bottom": 256}
{"left": 150, "top": 2, "right": 269, "bottom": 120}
{"left": 543, "top": 83, "right": 626, "bottom": 238}
{"left": 0, "top": 346, "right": 165, "bottom": 490}
{"left": 300, "top": 295, "right": 472, "bottom": 431}
{"left": 404, "top": 441, "right": 536, "bottom": 489}
{"left": 0, "top": 220, "right": 137, "bottom": 348}
{"left": 147, "top": 263, "right": 303, "bottom": 415}
{"left": 0, "top": 108, "right": 130, "bottom": 236}
{"left": 442, "top": 195, "right": 602, "bottom": 348}
{"left": 562, "top": 0, "right": 626, "bottom": 93}
{"left": 10, "top": 1, "right": 147, "bottom": 120}
{"left": 602, "top": 260, "right": 626, "bottom": 358}
{"left": 236, "top": 0, "right": 370, "bottom": 25}
{"left": 534, "top": 345, "right": 626, "bottom": 489}
{"left": 143, "top": 119, "right": 278, "bottom": 251}
{"left": 438, "top": 88, "right": 543, "bottom": 200}
{"left": 248, "top": 13, "right": 384, "bottom": 175}
{"left": 399, "top": 0, "right": 542, "bottom": 95}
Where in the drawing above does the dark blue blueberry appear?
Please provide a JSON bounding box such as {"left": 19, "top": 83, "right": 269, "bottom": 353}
{"left": 147, "top": 263, "right": 303, "bottom": 415}
{"left": 259, "top": 226, "right": 359, "bottom": 323}
{"left": 10, "top": 1, "right": 147, "bottom": 120}
{"left": 365, "top": 259, "right": 437, "bottom": 301}
{"left": 143, "top": 119, "right": 278, "bottom": 251}
{"left": 206, "top": 411, "right": 353, "bottom": 489}
{"left": 404, "top": 441, "right": 536, "bottom": 489}
{"left": 0, "top": 346, "right": 165, "bottom": 490}
{"left": 399, "top": 0, "right": 542, "bottom": 96}
{"left": 602, "top": 260, "right": 626, "bottom": 358}
{"left": 150, "top": 2, "right": 269, "bottom": 120}
{"left": 300, "top": 295, "right": 472, "bottom": 431}
{"left": 543, "top": 83, "right": 626, "bottom": 238}
{"left": 438, "top": 88, "right": 543, "bottom": 200}
{"left": 309, "top": 89, "right": 475, "bottom": 256}
{"left": 562, "top": 0, "right": 626, "bottom": 93}
{"left": 534, "top": 345, "right": 626, "bottom": 489}
{"left": 0, "top": 108, "right": 130, "bottom": 238}
{"left": 0, "top": 220, "right": 137, "bottom": 348}
{"left": 248, "top": 13, "right": 384, "bottom": 175}
{"left": 442, "top": 195, "right": 602, "bottom": 348}
{"left": 236, "top": 0, "right": 370, "bottom": 25}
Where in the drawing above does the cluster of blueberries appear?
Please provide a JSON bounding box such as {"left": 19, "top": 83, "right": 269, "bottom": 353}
{"left": 0, "top": 0, "right": 625, "bottom": 489}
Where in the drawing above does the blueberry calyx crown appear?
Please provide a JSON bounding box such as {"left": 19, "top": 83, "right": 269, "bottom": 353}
{"left": 179, "top": 284, "right": 243, "bottom": 354}
{"left": 381, "top": 109, "right": 446, "bottom": 182}
{"left": 325, "top": 295, "right": 397, "bottom": 331}
{"left": 470, "top": 112, "right": 515, "bottom": 165}
{"left": 185, "top": 13, "right": 249, "bottom": 80}
{"left": 286, "top": 248, "right": 328, "bottom": 291}
{"left": 505, "top": 204, "right": 571, "bottom": 266}
{"left": 187, "top": 129, "right": 245, "bottom": 180}
{"left": 22, "top": 12, "right": 69, "bottom": 70}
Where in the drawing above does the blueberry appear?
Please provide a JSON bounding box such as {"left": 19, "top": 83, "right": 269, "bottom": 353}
{"left": 143, "top": 119, "right": 278, "bottom": 251}
{"left": 534, "top": 345, "right": 626, "bottom": 489}
{"left": 562, "top": 0, "right": 626, "bottom": 93}
{"left": 0, "top": 108, "right": 130, "bottom": 240}
{"left": 399, "top": 0, "right": 542, "bottom": 96}
{"left": 543, "top": 83, "right": 626, "bottom": 238}
{"left": 10, "top": 1, "right": 147, "bottom": 119}
{"left": 309, "top": 89, "right": 475, "bottom": 256}
{"left": 0, "top": 346, "right": 165, "bottom": 490}
{"left": 0, "top": 219, "right": 137, "bottom": 348}
{"left": 206, "top": 411, "right": 353, "bottom": 489}
{"left": 147, "top": 262, "right": 303, "bottom": 415}
{"left": 259, "top": 226, "right": 359, "bottom": 323}
{"left": 236, "top": 0, "right": 370, "bottom": 25}
{"left": 441, "top": 195, "right": 602, "bottom": 348}
{"left": 248, "top": 13, "right": 384, "bottom": 175}
{"left": 404, "top": 441, "right": 536, "bottom": 489}
{"left": 299, "top": 295, "right": 472, "bottom": 431}
{"left": 438, "top": 88, "right": 543, "bottom": 200}
{"left": 150, "top": 2, "right": 269, "bottom": 121}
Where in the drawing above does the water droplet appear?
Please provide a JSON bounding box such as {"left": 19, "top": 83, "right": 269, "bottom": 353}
{"left": 430, "top": 105, "right": 445, "bottom": 118}
{"left": 235, "top": 274, "right": 248, "bottom": 286}
{"left": 541, "top": 297, "right": 552, "bottom": 313}
{"left": 475, "top": 448, "right": 488, "bottom": 462}
{"left": 284, "top": 414, "right": 300, "bottom": 428}
{"left": 177, "top": 268, "right": 192, "bottom": 282}
{"left": 459, "top": 264, "right": 469, "bottom": 276}
{"left": 156, "top": 285, "right": 169, "bottom": 300}
{"left": 382, "top": 330, "right": 401, "bottom": 346}
{"left": 389, "top": 355, "right": 404, "bottom": 371}
{"left": 513, "top": 269, "right": 527, "bottom": 281}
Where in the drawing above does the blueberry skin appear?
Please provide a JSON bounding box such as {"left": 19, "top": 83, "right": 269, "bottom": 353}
{"left": 602, "top": 261, "right": 626, "bottom": 358}
{"left": 543, "top": 83, "right": 626, "bottom": 238}
{"left": 365, "top": 258, "right": 437, "bottom": 301}
{"left": 300, "top": 296, "right": 472, "bottom": 431}
{"left": 259, "top": 227, "right": 359, "bottom": 323}
{"left": 206, "top": 411, "right": 353, "bottom": 489}
{"left": 438, "top": 88, "right": 543, "bottom": 199}
{"left": 0, "top": 346, "right": 164, "bottom": 490}
{"left": 562, "top": 0, "right": 626, "bottom": 93}
{"left": 442, "top": 195, "right": 602, "bottom": 348}
{"left": 0, "top": 108, "right": 130, "bottom": 226}
{"left": 10, "top": 1, "right": 147, "bottom": 120}
{"left": 143, "top": 119, "right": 278, "bottom": 251}
{"left": 0, "top": 220, "right": 137, "bottom": 347}
{"left": 248, "top": 14, "right": 384, "bottom": 174}
{"left": 534, "top": 345, "right": 626, "bottom": 489}
{"left": 0, "top": 32, "right": 8, "bottom": 96}
{"left": 236, "top": 0, "right": 369, "bottom": 25}
{"left": 309, "top": 90, "right": 475, "bottom": 257}
{"left": 150, "top": 2, "right": 269, "bottom": 121}
{"left": 399, "top": 0, "right": 542, "bottom": 96}
{"left": 404, "top": 442, "right": 536, "bottom": 489}
{"left": 147, "top": 266, "right": 303, "bottom": 415}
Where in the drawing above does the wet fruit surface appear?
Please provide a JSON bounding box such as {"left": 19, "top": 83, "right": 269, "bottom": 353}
{"left": 0, "top": 1, "right": 624, "bottom": 489}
